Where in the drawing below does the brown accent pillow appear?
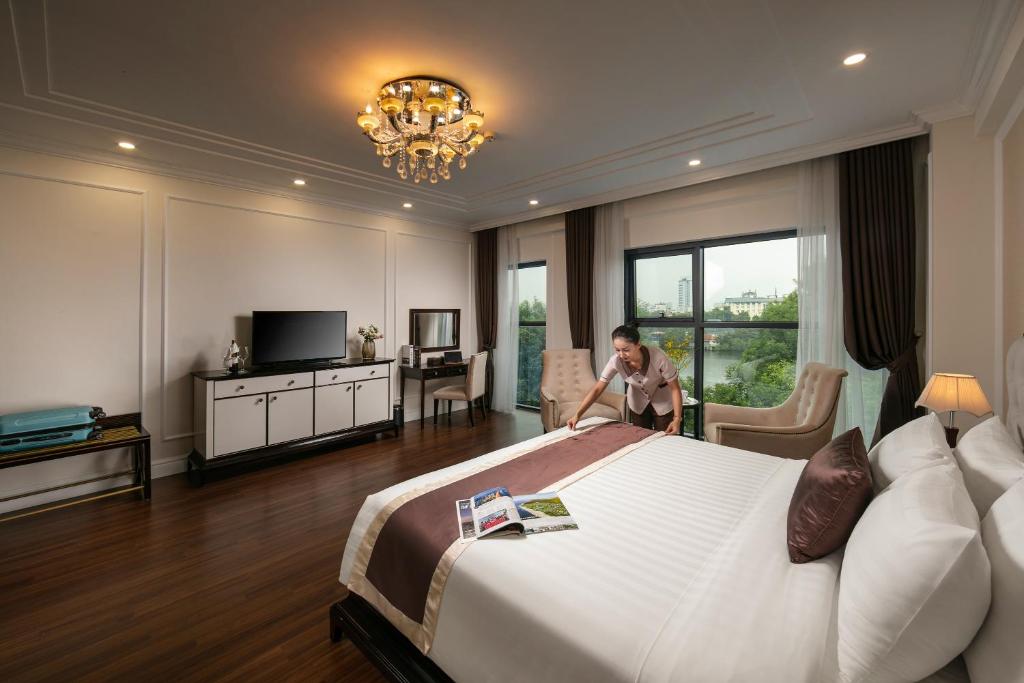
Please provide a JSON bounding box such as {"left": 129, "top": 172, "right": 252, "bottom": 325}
{"left": 787, "top": 427, "right": 874, "bottom": 564}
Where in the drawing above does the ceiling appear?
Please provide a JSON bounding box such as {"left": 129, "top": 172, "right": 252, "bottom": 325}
{"left": 0, "top": 0, "right": 1016, "bottom": 229}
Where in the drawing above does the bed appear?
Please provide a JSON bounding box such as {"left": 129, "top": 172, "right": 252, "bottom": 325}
{"left": 338, "top": 423, "right": 840, "bottom": 682}
{"left": 333, "top": 343, "right": 1024, "bottom": 682}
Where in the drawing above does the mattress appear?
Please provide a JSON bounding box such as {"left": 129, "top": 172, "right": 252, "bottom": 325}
{"left": 341, "top": 418, "right": 846, "bottom": 682}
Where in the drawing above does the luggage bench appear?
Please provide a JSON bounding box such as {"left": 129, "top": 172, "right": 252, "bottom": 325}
{"left": 0, "top": 413, "right": 150, "bottom": 522}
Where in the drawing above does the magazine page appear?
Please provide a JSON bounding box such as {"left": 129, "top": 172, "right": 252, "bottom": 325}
{"left": 456, "top": 486, "right": 524, "bottom": 541}
{"left": 457, "top": 488, "right": 579, "bottom": 541}
{"left": 513, "top": 492, "right": 579, "bottom": 535}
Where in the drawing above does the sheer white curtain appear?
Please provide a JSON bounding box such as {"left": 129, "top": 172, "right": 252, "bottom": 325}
{"left": 796, "top": 156, "right": 887, "bottom": 439}
{"left": 492, "top": 224, "right": 520, "bottom": 412}
{"left": 592, "top": 202, "right": 626, "bottom": 392}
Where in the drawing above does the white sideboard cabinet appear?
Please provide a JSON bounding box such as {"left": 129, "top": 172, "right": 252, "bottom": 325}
{"left": 190, "top": 359, "right": 397, "bottom": 483}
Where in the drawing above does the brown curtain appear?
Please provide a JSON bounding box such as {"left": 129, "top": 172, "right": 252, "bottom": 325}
{"left": 474, "top": 228, "right": 498, "bottom": 406}
{"left": 839, "top": 138, "right": 924, "bottom": 446}
{"left": 565, "top": 207, "right": 596, "bottom": 351}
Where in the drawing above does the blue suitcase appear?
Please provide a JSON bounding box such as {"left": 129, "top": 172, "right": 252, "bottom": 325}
{"left": 0, "top": 425, "right": 103, "bottom": 453}
{"left": 0, "top": 406, "right": 105, "bottom": 437}
{"left": 0, "top": 406, "right": 105, "bottom": 453}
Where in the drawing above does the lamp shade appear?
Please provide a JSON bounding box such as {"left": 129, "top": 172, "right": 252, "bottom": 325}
{"left": 915, "top": 373, "right": 993, "bottom": 416}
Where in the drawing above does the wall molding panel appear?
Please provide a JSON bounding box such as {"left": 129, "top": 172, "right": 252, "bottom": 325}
{"left": 0, "top": 144, "right": 473, "bottom": 512}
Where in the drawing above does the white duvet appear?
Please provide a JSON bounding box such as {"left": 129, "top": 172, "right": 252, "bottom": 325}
{"left": 340, "top": 419, "right": 966, "bottom": 683}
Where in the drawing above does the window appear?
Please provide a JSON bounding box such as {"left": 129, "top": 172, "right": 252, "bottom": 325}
{"left": 517, "top": 261, "right": 546, "bottom": 409}
{"left": 625, "top": 232, "right": 798, "bottom": 436}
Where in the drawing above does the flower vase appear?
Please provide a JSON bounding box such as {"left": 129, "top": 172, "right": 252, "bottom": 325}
{"left": 361, "top": 339, "right": 376, "bottom": 360}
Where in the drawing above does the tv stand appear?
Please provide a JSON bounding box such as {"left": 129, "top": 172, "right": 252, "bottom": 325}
{"left": 188, "top": 358, "right": 396, "bottom": 484}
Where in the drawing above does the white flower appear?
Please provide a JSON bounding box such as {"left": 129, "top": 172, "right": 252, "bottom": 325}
{"left": 358, "top": 323, "right": 383, "bottom": 342}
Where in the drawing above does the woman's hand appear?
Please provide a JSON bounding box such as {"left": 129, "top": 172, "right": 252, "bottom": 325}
{"left": 566, "top": 415, "right": 580, "bottom": 431}
{"left": 665, "top": 417, "right": 682, "bottom": 436}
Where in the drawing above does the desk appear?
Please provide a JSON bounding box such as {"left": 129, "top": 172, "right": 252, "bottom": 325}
{"left": 0, "top": 413, "right": 150, "bottom": 522}
{"left": 399, "top": 363, "right": 468, "bottom": 423}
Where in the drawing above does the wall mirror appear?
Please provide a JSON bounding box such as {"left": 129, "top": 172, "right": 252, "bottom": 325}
{"left": 409, "top": 309, "right": 460, "bottom": 352}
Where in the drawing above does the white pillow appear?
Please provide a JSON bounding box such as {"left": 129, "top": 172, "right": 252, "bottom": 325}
{"left": 838, "top": 463, "right": 991, "bottom": 683}
{"left": 964, "top": 478, "right": 1024, "bottom": 683}
{"left": 866, "top": 413, "right": 955, "bottom": 492}
{"left": 954, "top": 416, "right": 1024, "bottom": 516}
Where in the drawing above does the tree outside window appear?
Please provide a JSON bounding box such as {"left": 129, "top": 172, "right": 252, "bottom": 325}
{"left": 517, "top": 262, "right": 546, "bottom": 408}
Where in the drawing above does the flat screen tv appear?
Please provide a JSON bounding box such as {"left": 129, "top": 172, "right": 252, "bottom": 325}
{"left": 251, "top": 311, "right": 348, "bottom": 365}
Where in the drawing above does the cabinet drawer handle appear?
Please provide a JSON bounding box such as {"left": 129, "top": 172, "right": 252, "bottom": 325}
{"left": 357, "top": 385, "right": 362, "bottom": 390}
{"left": 270, "top": 396, "right": 277, "bottom": 402}
{"left": 255, "top": 397, "right": 264, "bottom": 404}
{"left": 236, "top": 385, "right": 245, "bottom": 391}
{"left": 346, "top": 386, "right": 352, "bottom": 392}
{"left": 332, "top": 374, "right": 338, "bottom": 380}
{"left": 370, "top": 370, "right": 376, "bottom": 375}
{"left": 287, "top": 380, "right": 295, "bottom": 386}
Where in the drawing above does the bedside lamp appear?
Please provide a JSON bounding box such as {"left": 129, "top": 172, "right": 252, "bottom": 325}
{"left": 915, "top": 373, "right": 993, "bottom": 447}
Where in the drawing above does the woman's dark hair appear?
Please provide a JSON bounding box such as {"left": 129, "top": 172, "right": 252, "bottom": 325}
{"left": 611, "top": 324, "right": 640, "bottom": 345}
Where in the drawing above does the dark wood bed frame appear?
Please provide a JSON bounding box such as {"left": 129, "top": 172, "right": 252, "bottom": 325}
{"left": 330, "top": 594, "right": 453, "bottom": 683}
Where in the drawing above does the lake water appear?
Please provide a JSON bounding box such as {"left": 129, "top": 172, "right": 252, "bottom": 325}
{"left": 701, "top": 351, "right": 741, "bottom": 386}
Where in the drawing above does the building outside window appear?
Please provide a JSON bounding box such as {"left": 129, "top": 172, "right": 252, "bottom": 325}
{"left": 517, "top": 261, "right": 546, "bottom": 408}
{"left": 625, "top": 232, "right": 798, "bottom": 435}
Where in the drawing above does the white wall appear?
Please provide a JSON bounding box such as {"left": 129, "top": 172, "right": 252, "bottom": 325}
{"left": 929, "top": 117, "right": 998, "bottom": 432}
{"left": 624, "top": 165, "right": 799, "bottom": 248}
{"left": 1003, "top": 108, "right": 1024, "bottom": 407}
{"left": 0, "top": 145, "right": 474, "bottom": 512}
{"left": 395, "top": 232, "right": 475, "bottom": 417}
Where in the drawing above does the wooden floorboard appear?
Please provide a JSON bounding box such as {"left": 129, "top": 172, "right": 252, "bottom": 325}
{"left": 0, "top": 409, "right": 541, "bottom": 682}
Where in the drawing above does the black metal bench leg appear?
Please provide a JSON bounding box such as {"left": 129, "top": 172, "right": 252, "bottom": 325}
{"left": 141, "top": 440, "right": 152, "bottom": 500}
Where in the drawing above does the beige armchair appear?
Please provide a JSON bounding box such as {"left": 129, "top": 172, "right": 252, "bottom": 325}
{"left": 540, "top": 349, "right": 626, "bottom": 432}
{"left": 434, "top": 351, "right": 488, "bottom": 426}
{"left": 703, "top": 362, "right": 848, "bottom": 459}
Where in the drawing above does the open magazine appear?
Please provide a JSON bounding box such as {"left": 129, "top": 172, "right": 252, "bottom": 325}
{"left": 456, "top": 486, "right": 579, "bottom": 542}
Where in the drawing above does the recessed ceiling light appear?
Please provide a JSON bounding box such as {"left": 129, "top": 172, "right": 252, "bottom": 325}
{"left": 688, "top": 159, "right": 701, "bottom": 167}
{"left": 529, "top": 199, "right": 539, "bottom": 206}
{"left": 117, "top": 141, "right": 136, "bottom": 150}
{"left": 843, "top": 52, "right": 867, "bottom": 66}
{"left": 293, "top": 178, "right": 306, "bottom": 186}
{"left": 402, "top": 202, "right": 413, "bottom": 208}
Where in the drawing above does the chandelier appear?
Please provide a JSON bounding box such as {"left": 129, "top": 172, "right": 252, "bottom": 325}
{"left": 356, "top": 76, "right": 490, "bottom": 184}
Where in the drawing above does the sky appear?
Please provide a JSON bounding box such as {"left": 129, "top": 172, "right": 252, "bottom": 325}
{"left": 516, "top": 237, "right": 797, "bottom": 309}
{"left": 636, "top": 238, "right": 797, "bottom": 306}
{"left": 519, "top": 264, "right": 546, "bottom": 304}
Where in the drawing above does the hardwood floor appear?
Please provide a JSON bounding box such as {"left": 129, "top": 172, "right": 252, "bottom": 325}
{"left": 0, "top": 409, "right": 542, "bottom": 682}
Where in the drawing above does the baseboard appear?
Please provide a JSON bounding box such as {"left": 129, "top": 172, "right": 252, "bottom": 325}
{"left": 153, "top": 456, "right": 188, "bottom": 479}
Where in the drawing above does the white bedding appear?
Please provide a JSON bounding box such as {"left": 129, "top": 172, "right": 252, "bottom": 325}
{"left": 341, "top": 418, "right": 848, "bottom": 682}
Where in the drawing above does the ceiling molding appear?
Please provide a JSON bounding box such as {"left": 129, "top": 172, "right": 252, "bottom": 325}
{"left": 912, "top": 101, "right": 974, "bottom": 125}
{"left": 975, "top": 2, "right": 1024, "bottom": 135}
{"left": 466, "top": 111, "right": 771, "bottom": 202}
{"left": 0, "top": 126, "right": 465, "bottom": 230}
{"left": 960, "top": 0, "right": 1023, "bottom": 110}
{"left": 467, "top": 120, "right": 927, "bottom": 231}
{"left": 0, "top": 0, "right": 1000, "bottom": 229}
{"left": 6, "top": 0, "right": 467, "bottom": 207}
{"left": 3, "top": 0, "right": 815, "bottom": 216}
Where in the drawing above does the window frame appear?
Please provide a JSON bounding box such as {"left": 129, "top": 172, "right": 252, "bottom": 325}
{"left": 624, "top": 230, "right": 798, "bottom": 422}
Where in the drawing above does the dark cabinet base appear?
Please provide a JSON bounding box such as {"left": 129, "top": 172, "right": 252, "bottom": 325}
{"left": 187, "top": 419, "right": 399, "bottom": 485}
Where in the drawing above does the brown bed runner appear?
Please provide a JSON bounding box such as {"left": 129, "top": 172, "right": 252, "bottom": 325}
{"left": 363, "top": 422, "right": 655, "bottom": 626}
